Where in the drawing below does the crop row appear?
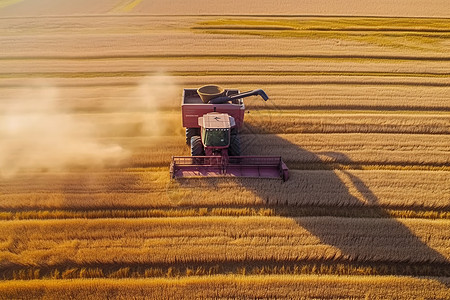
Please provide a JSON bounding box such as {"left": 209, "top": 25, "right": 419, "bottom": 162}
{"left": 1, "top": 16, "right": 448, "bottom": 57}
{"left": 3, "top": 110, "right": 447, "bottom": 139}
{"left": 1, "top": 80, "right": 449, "bottom": 111}
{"left": 1, "top": 206, "right": 448, "bottom": 221}
{"left": 241, "top": 133, "right": 450, "bottom": 166}
{"left": 4, "top": 260, "right": 450, "bottom": 281}
{"left": 1, "top": 275, "right": 449, "bottom": 299}
{"left": 24, "top": 112, "right": 446, "bottom": 137}
{"left": 36, "top": 133, "right": 447, "bottom": 169}
{"left": 1, "top": 133, "right": 447, "bottom": 173}
{"left": 119, "top": 133, "right": 449, "bottom": 168}
{"left": 3, "top": 58, "right": 449, "bottom": 75}
{"left": 1, "top": 169, "right": 448, "bottom": 209}
{"left": 244, "top": 113, "right": 450, "bottom": 134}
{"left": 1, "top": 216, "right": 448, "bottom": 267}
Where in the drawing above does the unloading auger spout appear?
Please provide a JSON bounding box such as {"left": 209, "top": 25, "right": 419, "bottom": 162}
{"left": 209, "top": 89, "right": 269, "bottom": 104}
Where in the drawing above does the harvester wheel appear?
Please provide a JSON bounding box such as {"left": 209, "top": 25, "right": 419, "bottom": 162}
{"left": 191, "top": 136, "right": 205, "bottom": 156}
{"left": 229, "top": 134, "right": 241, "bottom": 156}
{"left": 186, "top": 128, "right": 200, "bottom": 146}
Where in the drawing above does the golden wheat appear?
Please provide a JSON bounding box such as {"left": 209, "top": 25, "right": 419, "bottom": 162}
{"left": 0, "top": 275, "right": 449, "bottom": 299}
{"left": 0, "top": 8, "right": 449, "bottom": 298}
{"left": 1, "top": 217, "right": 448, "bottom": 268}
{"left": 1, "top": 169, "right": 448, "bottom": 209}
{"left": 245, "top": 113, "right": 450, "bottom": 134}
{"left": 3, "top": 56, "right": 449, "bottom": 79}
{"left": 3, "top": 82, "right": 448, "bottom": 113}
{"left": 6, "top": 110, "right": 444, "bottom": 136}
{"left": 3, "top": 132, "right": 446, "bottom": 170}
{"left": 2, "top": 207, "right": 448, "bottom": 221}
{"left": 242, "top": 133, "right": 450, "bottom": 166}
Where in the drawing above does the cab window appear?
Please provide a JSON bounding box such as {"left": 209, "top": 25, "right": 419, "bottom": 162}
{"left": 203, "top": 128, "right": 229, "bottom": 147}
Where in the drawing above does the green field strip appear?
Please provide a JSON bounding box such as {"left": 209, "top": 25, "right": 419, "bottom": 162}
{"left": 1, "top": 205, "right": 448, "bottom": 220}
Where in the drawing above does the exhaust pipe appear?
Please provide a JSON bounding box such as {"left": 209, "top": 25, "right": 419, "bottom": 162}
{"left": 209, "top": 89, "right": 269, "bottom": 104}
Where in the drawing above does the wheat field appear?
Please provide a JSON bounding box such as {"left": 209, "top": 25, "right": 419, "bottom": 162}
{"left": 0, "top": 0, "right": 449, "bottom": 299}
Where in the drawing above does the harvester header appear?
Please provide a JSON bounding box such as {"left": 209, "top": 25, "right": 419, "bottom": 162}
{"left": 170, "top": 85, "right": 289, "bottom": 181}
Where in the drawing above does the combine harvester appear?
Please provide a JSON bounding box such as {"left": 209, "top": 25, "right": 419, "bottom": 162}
{"left": 170, "top": 85, "right": 289, "bottom": 181}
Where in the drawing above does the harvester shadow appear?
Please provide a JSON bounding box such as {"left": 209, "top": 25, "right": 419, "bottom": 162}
{"left": 177, "top": 122, "right": 448, "bottom": 278}
{"left": 241, "top": 123, "right": 448, "bottom": 277}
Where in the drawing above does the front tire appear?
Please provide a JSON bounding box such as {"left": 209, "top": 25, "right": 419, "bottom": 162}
{"left": 191, "top": 136, "right": 205, "bottom": 156}
{"left": 186, "top": 128, "right": 200, "bottom": 146}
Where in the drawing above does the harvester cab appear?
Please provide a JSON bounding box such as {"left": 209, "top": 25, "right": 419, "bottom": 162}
{"left": 196, "top": 112, "right": 236, "bottom": 156}
{"left": 170, "top": 85, "right": 289, "bottom": 181}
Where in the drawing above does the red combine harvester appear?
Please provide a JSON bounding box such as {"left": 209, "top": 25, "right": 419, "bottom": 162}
{"left": 170, "top": 85, "right": 289, "bottom": 181}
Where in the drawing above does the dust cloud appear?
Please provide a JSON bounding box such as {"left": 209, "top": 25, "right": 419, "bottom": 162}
{"left": 125, "top": 73, "right": 178, "bottom": 136}
{"left": 0, "top": 80, "right": 126, "bottom": 177}
{"left": 0, "top": 74, "right": 179, "bottom": 177}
